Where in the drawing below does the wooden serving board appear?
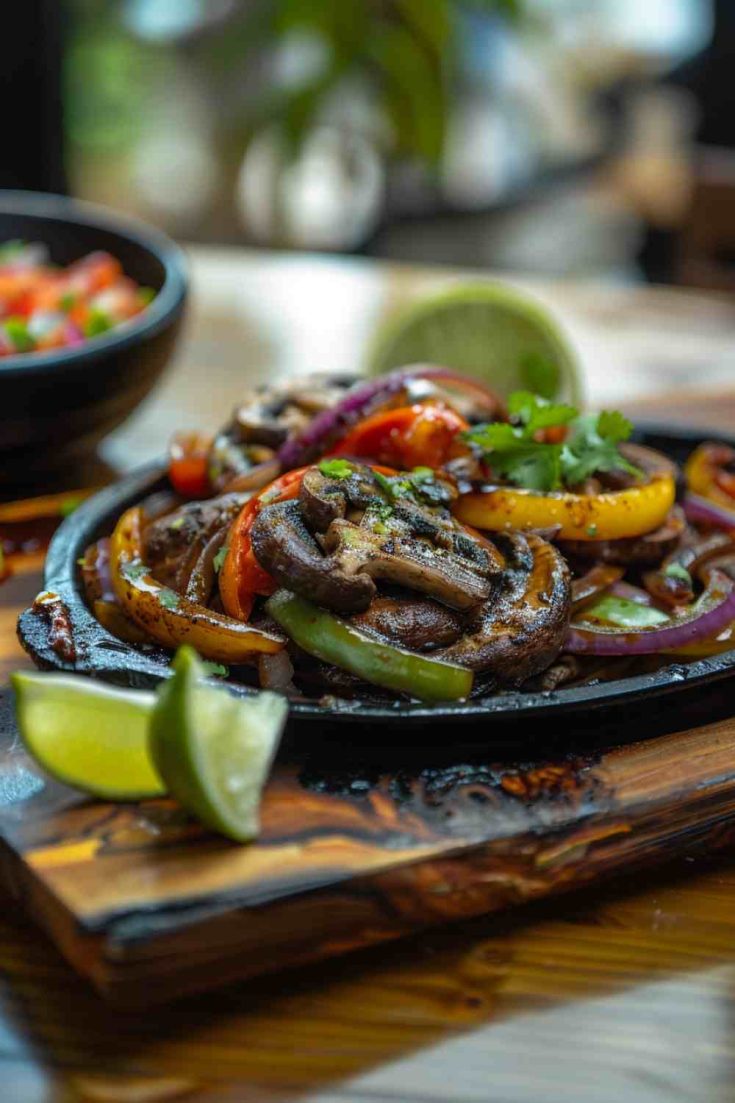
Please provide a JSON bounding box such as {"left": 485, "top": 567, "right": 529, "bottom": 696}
{"left": 3, "top": 677, "right": 735, "bottom": 1008}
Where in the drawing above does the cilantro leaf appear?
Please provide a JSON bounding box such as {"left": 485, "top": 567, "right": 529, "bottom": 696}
{"left": 319, "top": 458, "right": 354, "bottom": 479}
{"left": 463, "top": 392, "right": 640, "bottom": 492}
{"left": 464, "top": 422, "right": 518, "bottom": 453}
{"left": 560, "top": 412, "right": 640, "bottom": 486}
{"left": 159, "top": 589, "right": 180, "bottom": 610}
{"left": 596, "top": 409, "right": 633, "bottom": 444}
{"left": 507, "top": 391, "right": 577, "bottom": 433}
{"left": 490, "top": 443, "right": 563, "bottom": 492}
{"left": 213, "top": 545, "right": 229, "bottom": 573}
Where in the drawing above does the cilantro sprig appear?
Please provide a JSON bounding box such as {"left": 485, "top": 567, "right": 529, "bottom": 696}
{"left": 463, "top": 392, "right": 641, "bottom": 492}
{"left": 319, "top": 458, "right": 354, "bottom": 479}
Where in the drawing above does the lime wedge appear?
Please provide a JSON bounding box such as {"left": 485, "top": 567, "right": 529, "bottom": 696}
{"left": 367, "top": 282, "right": 582, "bottom": 403}
{"left": 11, "top": 672, "right": 164, "bottom": 800}
{"left": 149, "top": 647, "right": 288, "bottom": 842}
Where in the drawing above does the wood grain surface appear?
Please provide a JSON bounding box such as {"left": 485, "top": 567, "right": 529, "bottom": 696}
{"left": 2, "top": 250, "right": 735, "bottom": 1101}
{"left": 4, "top": 682, "right": 735, "bottom": 1011}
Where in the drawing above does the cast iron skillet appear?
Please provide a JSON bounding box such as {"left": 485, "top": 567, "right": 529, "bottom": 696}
{"left": 17, "top": 425, "right": 735, "bottom": 730}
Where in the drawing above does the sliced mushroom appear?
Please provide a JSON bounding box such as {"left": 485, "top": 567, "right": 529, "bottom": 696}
{"left": 144, "top": 492, "right": 248, "bottom": 591}
{"left": 251, "top": 463, "right": 498, "bottom": 614}
{"left": 206, "top": 375, "right": 356, "bottom": 492}
{"left": 250, "top": 499, "right": 377, "bottom": 613}
{"left": 321, "top": 517, "right": 492, "bottom": 611}
{"left": 351, "top": 595, "right": 463, "bottom": 650}
{"left": 436, "top": 532, "right": 571, "bottom": 683}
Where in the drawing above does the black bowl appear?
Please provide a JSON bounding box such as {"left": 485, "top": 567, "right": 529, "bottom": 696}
{"left": 16, "top": 423, "right": 735, "bottom": 738}
{"left": 0, "top": 191, "right": 188, "bottom": 486}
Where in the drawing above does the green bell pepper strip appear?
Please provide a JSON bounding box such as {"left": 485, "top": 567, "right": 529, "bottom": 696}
{"left": 580, "top": 594, "right": 668, "bottom": 629}
{"left": 266, "top": 590, "right": 473, "bottom": 703}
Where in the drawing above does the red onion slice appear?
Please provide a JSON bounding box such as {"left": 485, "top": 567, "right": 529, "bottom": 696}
{"left": 683, "top": 492, "right": 735, "bottom": 531}
{"left": 277, "top": 365, "right": 503, "bottom": 470}
{"left": 565, "top": 569, "right": 735, "bottom": 655}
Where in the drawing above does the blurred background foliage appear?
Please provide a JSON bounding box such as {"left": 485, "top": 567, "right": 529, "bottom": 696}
{"left": 63, "top": 0, "right": 720, "bottom": 282}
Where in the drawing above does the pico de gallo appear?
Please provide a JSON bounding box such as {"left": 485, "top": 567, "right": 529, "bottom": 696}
{"left": 0, "top": 241, "right": 155, "bottom": 357}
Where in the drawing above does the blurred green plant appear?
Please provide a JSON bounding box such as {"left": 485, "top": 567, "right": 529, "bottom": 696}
{"left": 209, "top": 0, "right": 523, "bottom": 163}
{"left": 65, "top": 0, "right": 521, "bottom": 167}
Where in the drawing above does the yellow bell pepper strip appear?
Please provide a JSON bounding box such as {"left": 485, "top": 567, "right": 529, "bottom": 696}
{"left": 266, "top": 590, "right": 473, "bottom": 703}
{"left": 454, "top": 472, "right": 676, "bottom": 541}
{"left": 685, "top": 442, "right": 735, "bottom": 508}
{"left": 110, "top": 507, "right": 285, "bottom": 663}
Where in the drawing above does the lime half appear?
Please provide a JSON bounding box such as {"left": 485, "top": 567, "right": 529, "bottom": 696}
{"left": 149, "top": 647, "right": 288, "bottom": 842}
{"left": 368, "top": 282, "right": 582, "bottom": 403}
{"left": 12, "top": 672, "right": 163, "bottom": 800}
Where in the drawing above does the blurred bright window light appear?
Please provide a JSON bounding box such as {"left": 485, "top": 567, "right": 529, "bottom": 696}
{"left": 123, "top": 0, "right": 236, "bottom": 42}
{"left": 532, "top": 0, "right": 712, "bottom": 59}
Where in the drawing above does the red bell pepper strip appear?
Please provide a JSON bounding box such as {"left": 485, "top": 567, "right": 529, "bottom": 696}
{"left": 219, "top": 467, "right": 307, "bottom": 621}
{"left": 332, "top": 402, "right": 469, "bottom": 469}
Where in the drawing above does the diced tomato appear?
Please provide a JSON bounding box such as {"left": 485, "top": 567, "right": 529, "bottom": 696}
{"left": 168, "top": 433, "right": 212, "bottom": 499}
{"left": 0, "top": 245, "right": 155, "bottom": 357}
{"left": 534, "top": 424, "right": 568, "bottom": 445}
{"left": 66, "top": 251, "right": 123, "bottom": 295}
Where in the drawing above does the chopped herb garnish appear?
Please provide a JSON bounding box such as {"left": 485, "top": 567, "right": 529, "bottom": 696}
{"left": 169, "top": 516, "right": 185, "bottom": 531}
{"left": 586, "top": 524, "right": 598, "bottom": 537}
{"left": 159, "top": 589, "right": 180, "bottom": 610}
{"left": 373, "top": 469, "right": 396, "bottom": 501}
{"left": 123, "top": 562, "right": 149, "bottom": 583}
{"left": 561, "top": 411, "right": 641, "bottom": 487}
{"left": 84, "top": 309, "right": 112, "bottom": 338}
{"left": 507, "top": 391, "right": 578, "bottom": 433}
{"left": 464, "top": 391, "right": 642, "bottom": 493}
{"left": 213, "top": 545, "right": 229, "bottom": 573}
{"left": 663, "top": 562, "right": 692, "bottom": 584}
{"left": 319, "top": 458, "right": 354, "bottom": 479}
{"left": 3, "top": 317, "right": 34, "bottom": 353}
{"left": 200, "top": 660, "right": 229, "bottom": 678}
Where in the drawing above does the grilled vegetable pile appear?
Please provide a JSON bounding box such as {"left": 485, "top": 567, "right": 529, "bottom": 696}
{"left": 81, "top": 368, "right": 735, "bottom": 703}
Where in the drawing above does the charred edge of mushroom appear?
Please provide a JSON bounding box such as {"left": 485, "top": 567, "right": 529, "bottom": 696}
{"left": 437, "top": 533, "right": 572, "bottom": 683}
{"left": 250, "top": 499, "right": 377, "bottom": 613}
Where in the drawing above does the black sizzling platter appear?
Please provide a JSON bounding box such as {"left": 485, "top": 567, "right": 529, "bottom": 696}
{"left": 17, "top": 425, "right": 735, "bottom": 729}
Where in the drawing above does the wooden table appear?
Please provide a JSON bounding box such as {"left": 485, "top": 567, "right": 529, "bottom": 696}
{"left": 3, "top": 248, "right": 735, "bottom": 1103}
